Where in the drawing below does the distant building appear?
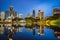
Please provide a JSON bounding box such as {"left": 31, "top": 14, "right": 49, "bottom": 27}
{"left": 5, "top": 6, "right": 17, "bottom": 19}
{"left": 16, "top": 13, "right": 18, "bottom": 18}
{"left": 19, "top": 14, "right": 23, "bottom": 18}
{"left": 38, "top": 10, "right": 44, "bottom": 20}
{"left": 0, "top": 12, "right": 5, "bottom": 19}
{"left": 53, "top": 8, "right": 60, "bottom": 16}
{"left": 5, "top": 11, "right": 10, "bottom": 19}
{"left": 38, "top": 10, "right": 40, "bottom": 18}
{"left": 19, "top": 20, "right": 26, "bottom": 26}
{"left": 40, "top": 11, "right": 44, "bottom": 20}
{"left": 27, "top": 13, "right": 30, "bottom": 18}
{"left": 0, "top": 12, "right": 1, "bottom": 19}
{"left": 32, "top": 10, "right": 35, "bottom": 18}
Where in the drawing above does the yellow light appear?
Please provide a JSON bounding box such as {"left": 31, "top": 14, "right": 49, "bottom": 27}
{"left": 9, "top": 38, "right": 13, "bottom": 40}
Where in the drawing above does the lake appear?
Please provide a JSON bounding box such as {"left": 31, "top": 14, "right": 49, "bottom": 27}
{"left": 0, "top": 25, "right": 60, "bottom": 40}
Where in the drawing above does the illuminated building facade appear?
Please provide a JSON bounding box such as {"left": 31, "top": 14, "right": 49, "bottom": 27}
{"left": 38, "top": 10, "right": 44, "bottom": 20}
{"left": 27, "top": 13, "right": 30, "bottom": 18}
{"left": 19, "top": 14, "right": 23, "bottom": 18}
{"left": 53, "top": 8, "right": 60, "bottom": 17}
{"left": 0, "top": 12, "right": 5, "bottom": 19}
{"left": 5, "top": 6, "right": 17, "bottom": 19}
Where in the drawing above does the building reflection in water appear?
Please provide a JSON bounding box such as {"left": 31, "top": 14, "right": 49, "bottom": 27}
{"left": 51, "top": 27, "right": 60, "bottom": 39}
{"left": 0, "top": 26, "right": 4, "bottom": 34}
{"left": 38, "top": 24, "right": 44, "bottom": 36}
{"left": 0, "top": 24, "right": 60, "bottom": 40}
{"left": 32, "top": 27, "right": 35, "bottom": 36}
{"left": 18, "top": 27, "right": 23, "bottom": 32}
{"left": 32, "top": 25, "right": 36, "bottom": 40}
{"left": 27, "top": 28, "right": 31, "bottom": 32}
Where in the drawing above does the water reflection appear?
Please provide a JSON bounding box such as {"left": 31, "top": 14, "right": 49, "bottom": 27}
{"left": 0, "top": 24, "right": 60, "bottom": 40}
{"left": 38, "top": 25, "right": 44, "bottom": 36}
{"left": 50, "top": 26, "right": 60, "bottom": 39}
{"left": 0, "top": 26, "right": 4, "bottom": 34}
{"left": 18, "top": 27, "right": 23, "bottom": 32}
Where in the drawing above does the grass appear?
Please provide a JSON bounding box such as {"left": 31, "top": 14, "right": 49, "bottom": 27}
{"left": 46, "top": 19, "right": 60, "bottom": 27}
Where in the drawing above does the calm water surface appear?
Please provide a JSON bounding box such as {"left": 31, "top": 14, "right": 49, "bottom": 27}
{"left": 0, "top": 26, "right": 60, "bottom": 40}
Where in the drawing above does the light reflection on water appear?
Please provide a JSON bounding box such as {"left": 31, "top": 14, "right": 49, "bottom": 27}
{"left": 0, "top": 25, "right": 60, "bottom": 40}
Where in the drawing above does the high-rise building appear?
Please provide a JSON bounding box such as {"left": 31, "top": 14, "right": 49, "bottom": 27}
{"left": 38, "top": 10, "right": 44, "bottom": 20}
{"left": 27, "top": 13, "right": 30, "bottom": 18}
{"left": 53, "top": 8, "right": 60, "bottom": 16}
{"left": 5, "top": 6, "right": 17, "bottom": 19}
{"left": 40, "top": 11, "right": 44, "bottom": 20}
{"left": 0, "top": 12, "right": 1, "bottom": 19}
{"left": 0, "top": 12, "right": 5, "bottom": 19}
{"left": 5, "top": 11, "right": 10, "bottom": 19}
{"left": 38, "top": 10, "right": 40, "bottom": 18}
{"left": 10, "top": 6, "right": 14, "bottom": 11}
{"left": 16, "top": 13, "right": 18, "bottom": 18}
{"left": 19, "top": 14, "right": 23, "bottom": 18}
{"left": 32, "top": 10, "right": 35, "bottom": 18}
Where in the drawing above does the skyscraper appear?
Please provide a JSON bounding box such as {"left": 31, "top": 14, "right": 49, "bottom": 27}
{"left": 5, "top": 6, "right": 17, "bottom": 19}
{"left": 10, "top": 6, "right": 14, "bottom": 11}
{"left": 0, "top": 12, "right": 1, "bottom": 19}
{"left": 32, "top": 10, "right": 35, "bottom": 18}
{"left": 0, "top": 12, "right": 5, "bottom": 19}
{"left": 5, "top": 11, "right": 10, "bottom": 19}
{"left": 19, "top": 14, "right": 23, "bottom": 18}
{"left": 38, "top": 10, "right": 40, "bottom": 18}
{"left": 38, "top": 10, "right": 44, "bottom": 20}
{"left": 27, "top": 13, "right": 30, "bottom": 18}
{"left": 40, "top": 11, "right": 44, "bottom": 20}
{"left": 53, "top": 8, "right": 60, "bottom": 17}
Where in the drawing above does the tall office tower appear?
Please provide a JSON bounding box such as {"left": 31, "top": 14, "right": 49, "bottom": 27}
{"left": 19, "top": 14, "right": 23, "bottom": 18}
{"left": 5, "top": 6, "right": 17, "bottom": 19}
{"left": 38, "top": 10, "right": 40, "bottom": 18}
{"left": 32, "top": 10, "right": 35, "bottom": 18}
{"left": 16, "top": 13, "right": 18, "bottom": 18}
{"left": 10, "top": 6, "right": 14, "bottom": 11}
{"left": 0, "top": 12, "right": 1, "bottom": 19}
{"left": 53, "top": 8, "right": 60, "bottom": 17}
{"left": 38, "top": 10, "right": 44, "bottom": 20}
{"left": 9, "top": 6, "right": 17, "bottom": 18}
{"left": 40, "top": 11, "right": 44, "bottom": 20}
{"left": 0, "top": 12, "right": 5, "bottom": 19}
{"left": 27, "top": 13, "right": 30, "bottom": 18}
{"left": 5, "top": 11, "right": 10, "bottom": 19}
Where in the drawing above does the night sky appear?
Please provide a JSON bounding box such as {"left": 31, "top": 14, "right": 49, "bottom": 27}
{"left": 0, "top": 0, "right": 60, "bottom": 17}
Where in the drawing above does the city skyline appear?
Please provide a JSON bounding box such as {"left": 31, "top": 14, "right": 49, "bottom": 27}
{"left": 0, "top": 0, "right": 60, "bottom": 17}
{"left": 0, "top": 0, "right": 60, "bottom": 40}
{"left": 0, "top": 6, "right": 60, "bottom": 18}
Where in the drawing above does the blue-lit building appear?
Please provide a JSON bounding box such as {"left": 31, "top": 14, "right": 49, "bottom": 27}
{"left": 32, "top": 10, "right": 35, "bottom": 18}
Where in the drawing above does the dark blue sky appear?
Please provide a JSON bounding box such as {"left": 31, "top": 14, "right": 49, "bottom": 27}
{"left": 0, "top": 0, "right": 60, "bottom": 17}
